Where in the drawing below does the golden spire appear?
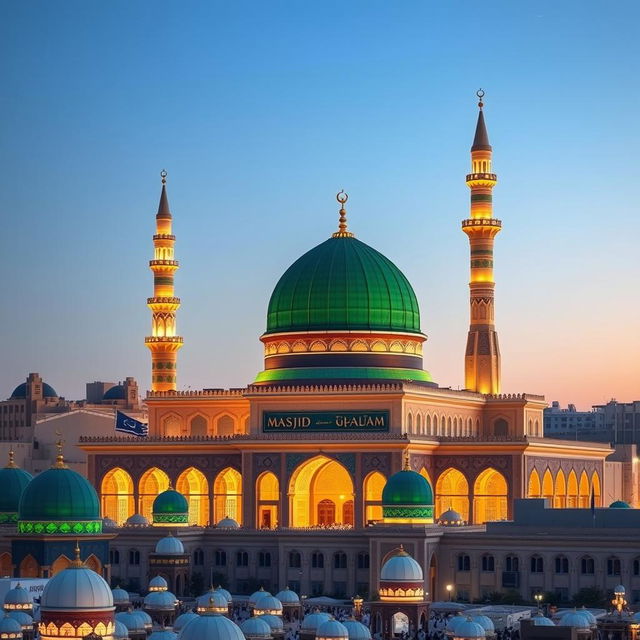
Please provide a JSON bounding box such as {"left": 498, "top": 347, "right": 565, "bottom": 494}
{"left": 332, "top": 190, "right": 354, "bottom": 238}
{"left": 53, "top": 430, "right": 67, "bottom": 468}
{"left": 6, "top": 449, "right": 16, "bottom": 469}
{"left": 403, "top": 450, "right": 411, "bottom": 471}
{"left": 71, "top": 542, "right": 83, "bottom": 567}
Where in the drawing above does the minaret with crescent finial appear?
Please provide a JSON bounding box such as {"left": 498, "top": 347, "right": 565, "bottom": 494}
{"left": 145, "top": 170, "right": 183, "bottom": 392}
{"left": 462, "top": 90, "right": 502, "bottom": 394}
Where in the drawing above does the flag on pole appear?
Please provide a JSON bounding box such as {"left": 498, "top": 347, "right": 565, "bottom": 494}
{"left": 115, "top": 411, "right": 148, "bottom": 437}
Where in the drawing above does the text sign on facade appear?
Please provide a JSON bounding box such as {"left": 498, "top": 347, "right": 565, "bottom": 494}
{"left": 262, "top": 410, "right": 390, "bottom": 433}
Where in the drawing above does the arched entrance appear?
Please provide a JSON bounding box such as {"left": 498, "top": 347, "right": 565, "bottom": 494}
{"left": 139, "top": 467, "right": 170, "bottom": 520}
{"left": 579, "top": 470, "right": 590, "bottom": 507}
{"left": 256, "top": 471, "right": 279, "bottom": 529}
{"left": 363, "top": 471, "right": 386, "bottom": 523}
{"left": 591, "top": 471, "right": 601, "bottom": 506}
{"left": 214, "top": 467, "right": 242, "bottom": 524}
{"left": 0, "top": 552, "right": 11, "bottom": 578}
{"left": 288, "top": 456, "right": 354, "bottom": 527}
{"left": 542, "top": 469, "right": 554, "bottom": 502}
{"left": 435, "top": 468, "right": 469, "bottom": 521}
{"left": 392, "top": 612, "right": 409, "bottom": 635}
{"left": 567, "top": 470, "right": 578, "bottom": 507}
{"left": 176, "top": 467, "right": 209, "bottom": 526}
{"left": 554, "top": 470, "right": 566, "bottom": 508}
{"left": 85, "top": 554, "right": 102, "bottom": 574}
{"left": 527, "top": 469, "right": 541, "bottom": 498}
{"left": 51, "top": 555, "right": 71, "bottom": 575}
{"left": 101, "top": 467, "right": 135, "bottom": 524}
{"left": 473, "top": 467, "right": 508, "bottom": 523}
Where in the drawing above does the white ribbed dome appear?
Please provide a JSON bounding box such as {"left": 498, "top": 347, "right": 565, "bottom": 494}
{"left": 217, "top": 517, "right": 240, "bottom": 529}
{"left": 530, "top": 614, "right": 554, "bottom": 627}
{"left": 6, "top": 612, "right": 32, "bottom": 629}
{"left": 454, "top": 620, "right": 486, "bottom": 639}
{"left": 196, "top": 590, "right": 229, "bottom": 614}
{"left": 103, "top": 517, "right": 118, "bottom": 529}
{"left": 114, "top": 620, "right": 130, "bottom": 640}
{"left": 316, "top": 619, "right": 349, "bottom": 639}
{"left": 240, "top": 617, "right": 272, "bottom": 639}
{"left": 174, "top": 612, "right": 199, "bottom": 633}
{"left": 255, "top": 615, "right": 283, "bottom": 633}
{"left": 143, "top": 590, "right": 177, "bottom": 611}
{"left": 149, "top": 576, "right": 168, "bottom": 592}
{"left": 180, "top": 614, "right": 245, "bottom": 640}
{"left": 437, "top": 509, "right": 465, "bottom": 526}
{"left": 614, "top": 585, "right": 626, "bottom": 594}
{"left": 249, "top": 588, "right": 271, "bottom": 607}
{"left": 3, "top": 585, "right": 31, "bottom": 608}
{"left": 254, "top": 595, "right": 283, "bottom": 614}
{"left": 559, "top": 612, "right": 590, "bottom": 629}
{"left": 41, "top": 565, "right": 113, "bottom": 611}
{"left": 132, "top": 609, "right": 152, "bottom": 629}
{"left": 111, "top": 586, "right": 130, "bottom": 605}
{"left": 342, "top": 619, "right": 371, "bottom": 640}
{"left": 471, "top": 616, "right": 494, "bottom": 633}
{"left": 125, "top": 514, "right": 149, "bottom": 526}
{"left": 380, "top": 550, "right": 423, "bottom": 582}
{"left": 446, "top": 615, "right": 466, "bottom": 634}
{"left": 301, "top": 613, "right": 332, "bottom": 632}
{"left": 578, "top": 608, "right": 596, "bottom": 625}
{"left": 274, "top": 588, "right": 300, "bottom": 604}
{"left": 115, "top": 612, "right": 145, "bottom": 634}
{"left": 0, "top": 616, "right": 23, "bottom": 637}
{"left": 155, "top": 533, "right": 185, "bottom": 555}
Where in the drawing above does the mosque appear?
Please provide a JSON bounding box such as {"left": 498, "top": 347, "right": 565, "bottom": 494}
{"left": 2, "top": 96, "right": 636, "bottom": 618}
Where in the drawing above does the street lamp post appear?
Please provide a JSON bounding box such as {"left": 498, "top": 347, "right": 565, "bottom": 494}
{"left": 534, "top": 593, "right": 543, "bottom": 613}
{"left": 352, "top": 595, "right": 363, "bottom": 620}
{"left": 446, "top": 584, "right": 453, "bottom": 602}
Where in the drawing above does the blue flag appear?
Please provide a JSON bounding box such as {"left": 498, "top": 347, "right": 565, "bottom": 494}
{"left": 115, "top": 411, "right": 148, "bottom": 437}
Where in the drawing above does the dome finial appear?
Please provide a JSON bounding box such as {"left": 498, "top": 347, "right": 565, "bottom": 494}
{"left": 476, "top": 88, "right": 485, "bottom": 109}
{"left": 71, "top": 541, "right": 83, "bottom": 567}
{"left": 6, "top": 449, "right": 16, "bottom": 469}
{"left": 332, "top": 190, "right": 354, "bottom": 238}
{"left": 53, "top": 430, "right": 67, "bottom": 468}
{"left": 160, "top": 169, "right": 167, "bottom": 185}
{"left": 403, "top": 450, "right": 410, "bottom": 471}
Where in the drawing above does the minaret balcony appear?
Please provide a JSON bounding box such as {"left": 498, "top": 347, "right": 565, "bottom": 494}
{"left": 466, "top": 172, "right": 497, "bottom": 186}
{"left": 153, "top": 234, "right": 176, "bottom": 241}
{"left": 149, "top": 259, "right": 179, "bottom": 267}
{"left": 147, "top": 297, "right": 181, "bottom": 305}
{"left": 461, "top": 218, "right": 502, "bottom": 229}
{"left": 145, "top": 336, "right": 184, "bottom": 344}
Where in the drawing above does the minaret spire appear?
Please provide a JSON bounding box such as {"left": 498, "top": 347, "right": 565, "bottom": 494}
{"left": 145, "top": 170, "right": 184, "bottom": 392}
{"left": 462, "top": 90, "right": 502, "bottom": 394}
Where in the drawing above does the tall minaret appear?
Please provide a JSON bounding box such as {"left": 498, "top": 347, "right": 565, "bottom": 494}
{"left": 462, "top": 90, "right": 501, "bottom": 394}
{"left": 145, "top": 170, "right": 183, "bottom": 392}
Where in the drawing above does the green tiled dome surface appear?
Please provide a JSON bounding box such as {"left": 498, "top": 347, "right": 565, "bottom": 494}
{"left": 19, "top": 467, "right": 100, "bottom": 521}
{"left": 153, "top": 489, "right": 188, "bottom": 515}
{"left": 382, "top": 469, "right": 434, "bottom": 506}
{"left": 0, "top": 466, "right": 32, "bottom": 517}
{"left": 266, "top": 236, "right": 422, "bottom": 335}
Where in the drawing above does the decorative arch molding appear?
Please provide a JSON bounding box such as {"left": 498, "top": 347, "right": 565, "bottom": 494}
{"left": 161, "top": 411, "right": 185, "bottom": 437}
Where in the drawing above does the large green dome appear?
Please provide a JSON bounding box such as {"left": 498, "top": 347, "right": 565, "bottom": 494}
{"left": 382, "top": 466, "right": 434, "bottom": 522}
{"left": 0, "top": 461, "right": 33, "bottom": 523}
{"left": 265, "top": 236, "right": 421, "bottom": 335}
{"left": 152, "top": 488, "right": 189, "bottom": 525}
{"left": 18, "top": 466, "right": 102, "bottom": 535}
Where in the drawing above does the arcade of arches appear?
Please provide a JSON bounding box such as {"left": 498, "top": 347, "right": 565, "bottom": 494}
{"left": 98, "top": 460, "right": 603, "bottom": 529}
{"left": 527, "top": 468, "right": 601, "bottom": 508}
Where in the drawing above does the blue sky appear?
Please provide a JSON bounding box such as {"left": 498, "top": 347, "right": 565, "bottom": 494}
{"left": 1, "top": 1, "right": 639, "bottom": 408}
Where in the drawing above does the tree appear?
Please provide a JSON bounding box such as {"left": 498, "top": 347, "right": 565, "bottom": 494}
{"left": 188, "top": 572, "right": 205, "bottom": 597}
{"left": 572, "top": 587, "right": 608, "bottom": 608}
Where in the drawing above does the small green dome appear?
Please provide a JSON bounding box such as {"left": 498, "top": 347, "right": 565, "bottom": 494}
{"left": 152, "top": 488, "right": 188, "bottom": 525}
{"left": 265, "top": 236, "right": 421, "bottom": 335}
{"left": 382, "top": 466, "right": 434, "bottom": 521}
{"left": 18, "top": 466, "right": 101, "bottom": 535}
{"left": 609, "top": 500, "right": 632, "bottom": 509}
{"left": 0, "top": 462, "right": 32, "bottom": 523}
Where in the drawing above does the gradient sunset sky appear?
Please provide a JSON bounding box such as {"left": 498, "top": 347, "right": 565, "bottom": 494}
{"left": 2, "top": 1, "right": 639, "bottom": 409}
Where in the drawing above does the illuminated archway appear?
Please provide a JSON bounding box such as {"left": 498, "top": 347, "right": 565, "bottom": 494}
{"left": 436, "top": 468, "right": 469, "bottom": 522}
{"left": 364, "top": 471, "right": 386, "bottom": 523}
{"left": 527, "top": 469, "right": 541, "bottom": 498}
{"left": 579, "top": 470, "right": 590, "bottom": 508}
{"left": 542, "top": 469, "right": 554, "bottom": 503}
{"left": 0, "top": 552, "right": 11, "bottom": 578}
{"left": 20, "top": 554, "right": 38, "bottom": 578}
{"left": 139, "top": 467, "right": 170, "bottom": 521}
{"left": 214, "top": 467, "right": 242, "bottom": 524}
{"left": 473, "top": 467, "right": 508, "bottom": 523}
{"left": 289, "top": 456, "right": 354, "bottom": 527}
{"left": 256, "top": 471, "right": 279, "bottom": 529}
{"left": 554, "top": 470, "right": 566, "bottom": 508}
{"left": 591, "top": 471, "right": 601, "bottom": 506}
{"left": 392, "top": 612, "right": 409, "bottom": 635}
{"left": 101, "top": 467, "right": 134, "bottom": 524}
{"left": 163, "top": 414, "right": 183, "bottom": 437}
{"left": 567, "top": 470, "right": 578, "bottom": 507}
{"left": 217, "top": 415, "right": 235, "bottom": 436}
{"left": 51, "top": 555, "right": 71, "bottom": 576}
{"left": 176, "top": 467, "right": 209, "bottom": 526}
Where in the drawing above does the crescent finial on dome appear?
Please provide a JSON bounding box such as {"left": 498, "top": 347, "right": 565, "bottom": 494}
{"left": 53, "top": 430, "right": 67, "bottom": 468}
{"left": 332, "top": 190, "right": 354, "bottom": 238}
{"left": 6, "top": 449, "right": 16, "bottom": 469}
